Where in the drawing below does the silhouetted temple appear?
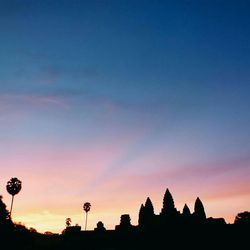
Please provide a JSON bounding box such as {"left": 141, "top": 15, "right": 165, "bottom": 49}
{"left": 135, "top": 188, "right": 223, "bottom": 230}
{"left": 108, "top": 188, "right": 248, "bottom": 249}
{"left": 1, "top": 188, "right": 250, "bottom": 249}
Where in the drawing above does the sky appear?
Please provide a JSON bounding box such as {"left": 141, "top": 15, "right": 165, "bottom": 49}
{"left": 0, "top": 0, "right": 250, "bottom": 233}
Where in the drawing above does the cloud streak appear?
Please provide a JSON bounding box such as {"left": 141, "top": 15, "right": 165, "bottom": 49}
{"left": 0, "top": 93, "right": 70, "bottom": 121}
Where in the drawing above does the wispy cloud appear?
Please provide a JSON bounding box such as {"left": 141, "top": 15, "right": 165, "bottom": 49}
{"left": 93, "top": 152, "right": 250, "bottom": 204}
{"left": 0, "top": 93, "right": 69, "bottom": 117}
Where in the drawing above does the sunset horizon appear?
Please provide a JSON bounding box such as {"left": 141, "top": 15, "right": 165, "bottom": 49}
{"left": 1, "top": 0, "right": 250, "bottom": 236}
{"left": 1, "top": 177, "right": 248, "bottom": 234}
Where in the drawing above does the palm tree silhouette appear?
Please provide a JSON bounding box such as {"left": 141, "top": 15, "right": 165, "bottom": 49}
{"left": 6, "top": 177, "right": 22, "bottom": 217}
{"left": 83, "top": 202, "right": 91, "bottom": 230}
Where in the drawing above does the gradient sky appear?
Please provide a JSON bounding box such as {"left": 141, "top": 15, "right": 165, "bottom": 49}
{"left": 0, "top": 0, "right": 250, "bottom": 233}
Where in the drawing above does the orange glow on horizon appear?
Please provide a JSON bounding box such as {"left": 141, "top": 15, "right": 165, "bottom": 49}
{"left": 1, "top": 139, "right": 250, "bottom": 234}
{"left": 7, "top": 187, "right": 250, "bottom": 234}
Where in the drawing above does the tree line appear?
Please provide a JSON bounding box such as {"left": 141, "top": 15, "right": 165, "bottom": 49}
{"left": 1, "top": 178, "right": 249, "bottom": 249}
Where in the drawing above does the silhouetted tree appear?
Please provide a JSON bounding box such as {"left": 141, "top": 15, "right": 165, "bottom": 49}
{"left": 193, "top": 197, "right": 206, "bottom": 221}
{"left": 29, "top": 227, "right": 37, "bottom": 233}
{"left": 234, "top": 211, "right": 250, "bottom": 226}
{"left": 44, "top": 231, "right": 54, "bottom": 235}
{"left": 14, "top": 222, "right": 30, "bottom": 232}
{"left": 0, "top": 196, "right": 11, "bottom": 221}
{"left": 6, "top": 177, "right": 22, "bottom": 217}
{"left": 63, "top": 223, "right": 81, "bottom": 235}
{"left": 83, "top": 202, "right": 91, "bottom": 230}
{"left": 66, "top": 218, "right": 71, "bottom": 227}
{"left": 161, "top": 188, "right": 177, "bottom": 216}
{"left": 0, "top": 195, "right": 13, "bottom": 235}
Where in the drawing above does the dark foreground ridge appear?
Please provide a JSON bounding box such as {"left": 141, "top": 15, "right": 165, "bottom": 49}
{"left": 1, "top": 188, "right": 249, "bottom": 249}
